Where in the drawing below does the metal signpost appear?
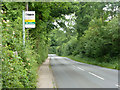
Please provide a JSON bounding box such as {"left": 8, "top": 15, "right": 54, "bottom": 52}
{"left": 22, "top": 10, "right": 25, "bottom": 46}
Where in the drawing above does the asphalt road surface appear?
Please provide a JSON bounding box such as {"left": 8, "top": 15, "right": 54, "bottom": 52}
{"left": 49, "top": 54, "right": 119, "bottom": 88}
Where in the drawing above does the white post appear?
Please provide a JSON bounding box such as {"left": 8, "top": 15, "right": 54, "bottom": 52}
{"left": 23, "top": 10, "right": 25, "bottom": 46}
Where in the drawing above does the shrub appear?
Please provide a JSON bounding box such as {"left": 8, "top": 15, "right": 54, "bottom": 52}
{"left": 2, "top": 4, "right": 38, "bottom": 88}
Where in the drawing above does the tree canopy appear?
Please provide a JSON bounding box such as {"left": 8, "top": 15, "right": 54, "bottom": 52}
{"left": 1, "top": 2, "right": 119, "bottom": 88}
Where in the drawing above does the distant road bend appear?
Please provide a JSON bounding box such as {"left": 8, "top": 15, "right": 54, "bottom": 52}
{"left": 49, "top": 54, "right": 118, "bottom": 88}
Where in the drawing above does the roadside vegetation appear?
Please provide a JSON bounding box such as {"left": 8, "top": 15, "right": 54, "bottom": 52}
{"left": 48, "top": 2, "right": 119, "bottom": 70}
{"left": 2, "top": 3, "right": 39, "bottom": 88}
{"left": 1, "top": 2, "right": 119, "bottom": 88}
{"left": 1, "top": 2, "right": 76, "bottom": 88}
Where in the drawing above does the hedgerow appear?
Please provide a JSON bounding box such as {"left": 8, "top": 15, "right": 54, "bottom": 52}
{"left": 1, "top": 2, "right": 74, "bottom": 88}
{"left": 1, "top": 2, "right": 39, "bottom": 88}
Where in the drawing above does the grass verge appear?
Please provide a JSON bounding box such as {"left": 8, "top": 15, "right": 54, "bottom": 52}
{"left": 64, "top": 55, "right": 119, "bottom": 70}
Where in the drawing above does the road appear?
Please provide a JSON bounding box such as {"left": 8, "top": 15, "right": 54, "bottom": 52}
{"left": 49, "top": 54, "right": 119, "bottom": 88}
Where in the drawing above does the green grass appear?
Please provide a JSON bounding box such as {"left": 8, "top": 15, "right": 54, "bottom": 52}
{"left": 64, "top": 55, "right": 119, "bottom": 70}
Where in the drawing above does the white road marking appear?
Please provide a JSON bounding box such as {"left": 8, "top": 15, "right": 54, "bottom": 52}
{"left": 73, "top": 65, "right": 76, "bottom": 67}
{"left": 88, "top": 72, "right": 104, "bottom": 80}
{"left": 115, "top": 84, "right": 120, "bottom": 87}
{"left": 72, "top": 65, "right": 85, "bottom": 71}
{"left": 77, "top": 67, "right": 85, "bottom": 71}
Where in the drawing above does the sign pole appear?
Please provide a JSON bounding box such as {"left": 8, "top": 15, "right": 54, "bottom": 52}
{"left": 26, "top": 2, "right": 29, "bottom": 40}
{"left": 23, "top": 3, "right": 35, "bottom": 47}
{"left": 22, "top": 10, "right": 25, "bottom": 47}
{"left": 26, "top": 2, "right": 28, "bottom": 11}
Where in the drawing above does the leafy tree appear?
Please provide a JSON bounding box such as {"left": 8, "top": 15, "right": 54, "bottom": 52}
{"left": 49, "top": 2, "right": 119, "bottom": 69}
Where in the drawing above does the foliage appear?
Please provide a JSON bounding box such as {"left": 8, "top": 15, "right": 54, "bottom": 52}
{"left": 2, "top": 2, "right": 38, "bottom": 88}
{"left": 29, "top": 2, "right": 75, "bottom": 63}
{"left": 1, "top": 2, "right": 77, "bottom": 88}
{"left": 1, "top": 2, "right": 119, "bottom": 88}
{"left": 56, "top": 37, "right": 77, "bottom": 56}
{"left": 49, "top": 2, "right": 119, "bottom": 69}
{"left": 82, "top": 17, "right": 119, "bottom": 59}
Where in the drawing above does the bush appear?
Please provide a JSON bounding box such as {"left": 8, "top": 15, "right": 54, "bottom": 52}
{"left": 56, "top": 17, "right": 119, "bottom": 67}
{"left": 76, "top": 17, "right": 119, "bottom": 59}
{"left": 48, "top": 46, "right": 57, "bottom": 54}
{"left": 56, "top": 37, "right": 77, "bottom": 56}
{"left": 2, "top": 4, "right": 38, "bottom": 88}
{"left": 56, "top": 46, "right": 62, "bottom": 56}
